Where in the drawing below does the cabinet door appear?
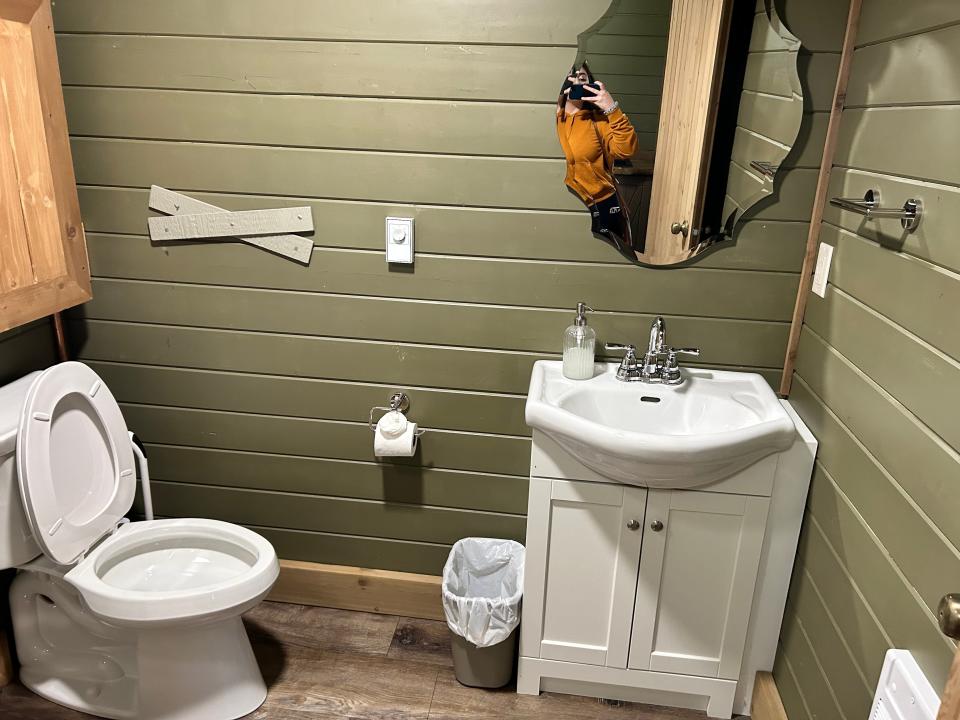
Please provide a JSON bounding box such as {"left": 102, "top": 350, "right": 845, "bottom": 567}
{"left": 628, "top": 489, "right": 769, "bottom": 679}
{"left": 522, "top": 478, "right": 646, "bottom": 668}
{"left": 643, "top": 0, "right": 730, "bottom": 263}
{"left": 0, "top": 0, "right": 91, "bottom": 332}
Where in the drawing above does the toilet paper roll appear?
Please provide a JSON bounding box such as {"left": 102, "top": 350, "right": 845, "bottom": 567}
{"left": 374, "top": 412, "right": 418, "bottom": 457}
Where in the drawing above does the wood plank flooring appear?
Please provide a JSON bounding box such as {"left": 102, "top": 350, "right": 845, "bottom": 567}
{"left": 0, "top": 601, "right": 711, "bottom": 719}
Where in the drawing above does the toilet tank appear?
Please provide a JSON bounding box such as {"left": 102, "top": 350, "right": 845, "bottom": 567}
{"left": 0, "top": 372, "right": 43, "bottom": 569}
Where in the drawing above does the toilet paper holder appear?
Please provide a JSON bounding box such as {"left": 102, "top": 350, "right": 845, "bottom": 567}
{"left": 368, "top": 392, "right": 426, "bottom": 436}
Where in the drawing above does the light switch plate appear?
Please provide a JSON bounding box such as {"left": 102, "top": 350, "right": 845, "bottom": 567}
{"left": 386, "top": 217, "right": 414, "bottom": 264}
{"left": 811, "top": 242, "right": 834, "bottom": 298}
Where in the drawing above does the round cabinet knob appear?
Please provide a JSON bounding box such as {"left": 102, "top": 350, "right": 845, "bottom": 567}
{"left": 650, "top": 520, "right": 664, "bottom": 532}
{"left": 670, "top": 221, "right": 689, "bottom": 237}
{"left": 626, "top": 519, "right": 641, "bottom": 531}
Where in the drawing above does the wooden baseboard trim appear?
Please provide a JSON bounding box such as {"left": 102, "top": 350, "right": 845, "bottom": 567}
{"left": 752, "top": 672, "right": 789, "bottom": 720}
{"left": 268, "top": 560, "right": 444, "bottom": 621}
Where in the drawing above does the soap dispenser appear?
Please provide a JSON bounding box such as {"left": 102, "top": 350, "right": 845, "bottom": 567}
{"left": 562, "top": 302, "right": 596, "bottom": 380}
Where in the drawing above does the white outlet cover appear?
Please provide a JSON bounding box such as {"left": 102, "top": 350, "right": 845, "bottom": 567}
{"left": 386, "top": 217, "right": 414, "bottom": 264}
{"left": 811, "top": 242, "right": 834, "bottom": 298}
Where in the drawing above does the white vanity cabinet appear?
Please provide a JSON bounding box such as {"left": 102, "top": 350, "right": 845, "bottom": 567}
{"left": 518, "top": 404, "right": 816, "bottom": 719}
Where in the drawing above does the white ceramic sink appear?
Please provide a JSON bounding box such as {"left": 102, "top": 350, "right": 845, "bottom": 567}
{"left": 525, "top": 361, "right": 795, "bottom": 487}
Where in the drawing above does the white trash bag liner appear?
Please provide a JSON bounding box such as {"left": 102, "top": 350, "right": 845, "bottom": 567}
{"left": 442, "top": 537, "right": 525, "bottom": 648}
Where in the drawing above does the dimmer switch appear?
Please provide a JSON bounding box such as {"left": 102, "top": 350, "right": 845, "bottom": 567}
{"left": 386, "top": 217, "right": 414, "bottom": 264}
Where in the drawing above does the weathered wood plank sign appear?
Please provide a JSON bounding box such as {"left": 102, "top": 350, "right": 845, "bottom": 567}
{"left": 148, "top": 186, "right": 314, "bottom": 264}
{"left": 148, "top": 206, "right": 313, "bottom": 241}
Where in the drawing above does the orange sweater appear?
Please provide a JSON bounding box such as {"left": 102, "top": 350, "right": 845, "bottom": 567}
{"left": 556, "top": 107, "right": 638, "bottom": 204}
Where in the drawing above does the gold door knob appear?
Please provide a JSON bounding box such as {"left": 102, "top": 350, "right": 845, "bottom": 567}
{"left": 939, "top": 594, "right": 960, "bottom": 640}
{"left": 670, "top": 221, "right": 689, "bottom": 237}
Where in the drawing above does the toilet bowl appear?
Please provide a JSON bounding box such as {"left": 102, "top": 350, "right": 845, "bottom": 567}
{"left": 0, "top": 362, "right": 280, "bottom": 720}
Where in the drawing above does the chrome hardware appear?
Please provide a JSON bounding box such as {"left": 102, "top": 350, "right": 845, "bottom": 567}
{"left": 939, "top": 594, "right": 960, "bottom": 641}
{"left": 670, "top": 220, "right": 689, "bottom": 237}
{"left": 626, "top": 519, "right": 641, "bottom": 531}
{"left": 661, "top": 347, "right": 701, "bottom": 385}
{"left": 368, "top": 392, "right": 426, "bottom": 437}
{"left": 609, "top": 317, "right": 699, "bottom": 385}
{"left": 829, "top": 188, "right": 923, "bottom": 232}
{"left": 389, "top": 392, "right": 409, "bottom": 413}
{"left": 650, "top": 520, "right": 664, "bottom": 532}
{"left": 750, "top": 160, "right": 779, "bottom": 179}
{"left": 642, "top": 317, "right": 666, "bottom": 380}
{"left": 605, "top": 343, "right": 639, "bottom": 381}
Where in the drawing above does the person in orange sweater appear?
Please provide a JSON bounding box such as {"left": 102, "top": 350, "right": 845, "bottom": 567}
{"left": 557, "top": 62, "right": 639, "bottom": 258}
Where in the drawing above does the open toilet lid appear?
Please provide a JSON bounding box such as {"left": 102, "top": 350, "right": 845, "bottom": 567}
{"left": 17, "top": 362, "right": 135, "bottom": 565}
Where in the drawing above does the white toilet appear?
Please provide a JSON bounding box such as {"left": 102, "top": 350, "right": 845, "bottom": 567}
{"left": 0, "top": 362, "right": 280, "bottom": 720}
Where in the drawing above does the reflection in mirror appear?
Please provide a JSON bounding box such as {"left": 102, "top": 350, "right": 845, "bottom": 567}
{"left": 721, "top": 1, "right": 802, "bottom": 235}
{"left": 556, "top": 0, "right": 669, "bottom": 261}
{"left": 555, "top": 0, "right": 803, "bottom": 266}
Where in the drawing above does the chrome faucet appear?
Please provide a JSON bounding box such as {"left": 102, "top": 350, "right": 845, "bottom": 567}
{"left": 605, "top": 316, "right": 700, "bottom": 385}
{"left": 643, "top": 316, "right": 665, "bottom": 378}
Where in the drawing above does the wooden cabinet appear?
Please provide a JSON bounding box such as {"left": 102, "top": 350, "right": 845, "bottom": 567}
{"left": 628, "top": 489, "right": 769, "bottom": 679}
{"left": 0, "top": 0, "right": 91, "bottom": 333}
{"left": 523, "top": 479, "right": 646, "bottom": 668}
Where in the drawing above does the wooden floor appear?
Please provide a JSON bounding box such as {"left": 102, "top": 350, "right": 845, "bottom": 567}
{"left": 0, "top": 601, "right": 708, "bottom": 719}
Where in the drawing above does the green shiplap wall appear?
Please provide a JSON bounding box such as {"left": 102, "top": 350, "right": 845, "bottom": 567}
{"left": 0, "top": 321, "right": 57, "bottom": 386}
{"left": 579, "top": 0, "right": 670, "bottom": 154}
{"left": 775, "top": 2, "right": 960, "bottom": 716}
{"left": 54, "top": 0, "right": 829, "bottom": 575}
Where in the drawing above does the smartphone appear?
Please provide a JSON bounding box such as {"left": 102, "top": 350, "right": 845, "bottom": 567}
{"left": 568, "top": 82, "right": 601, "bottom": 100}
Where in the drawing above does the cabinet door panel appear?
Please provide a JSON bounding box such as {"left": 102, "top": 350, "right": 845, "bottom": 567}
{"left": 643, "top": 0, "right": 729, "bottom": 262}
{"left": 629, "top": 489, "right": 769, "bottom": 679}
{"left": 0, "top": 0, "right": 91, "bottom": 332}
{"left": 526, "top": 478, "right": 645, "bottom": 668}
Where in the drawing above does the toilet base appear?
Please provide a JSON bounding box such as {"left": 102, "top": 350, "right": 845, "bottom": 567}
{"left": 12, "top": 571, "right": 268, "bottom": 720}
{"left": 135, "top": 617, "right": 268, "bottom": 720}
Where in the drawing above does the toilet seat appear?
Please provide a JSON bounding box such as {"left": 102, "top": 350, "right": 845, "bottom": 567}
{"left": 65, "top": 518, "right": 279, "bottom": 625}
{"left": 17, "top": 362, "right": 135, "bottom": 565}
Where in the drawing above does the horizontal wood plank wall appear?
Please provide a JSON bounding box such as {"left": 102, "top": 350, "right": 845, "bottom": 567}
{"left": 722, "top": 0, "right": 847, "bottom": 285}
{"left": 0, "top": 320, "right": 57, "bottom": 385}
{"left": 56, "top": 0, "right": 811, "bottom": 575}
{"left": 776, "top": 2, "right": 960, "bottom": 717}
{"left": 723, "top": 1, "right": 805, "bottom": 223}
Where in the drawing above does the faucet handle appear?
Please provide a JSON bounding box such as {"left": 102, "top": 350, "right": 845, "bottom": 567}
{"left": 661, "top": 347, "right": 699, "bottom": 385}
{"left": 605, "top": 343, "right": 638, "bottom": 381}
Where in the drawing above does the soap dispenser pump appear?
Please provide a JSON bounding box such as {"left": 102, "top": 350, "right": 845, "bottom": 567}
{"left": 562, "top": 302, "right": 596, "bottom": 380}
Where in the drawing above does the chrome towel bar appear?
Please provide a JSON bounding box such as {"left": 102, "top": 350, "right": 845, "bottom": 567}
{"left": 829, "top": 188, "right": 923, "bottom": 232}
{"left": 749, "top": 160, "right": 779, "bottom": 179}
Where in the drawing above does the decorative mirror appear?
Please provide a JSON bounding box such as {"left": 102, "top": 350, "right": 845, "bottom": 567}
{"left": 556, "top": 0, "right": 803, "bottom": 266}
{"left": 720, "top": 1, "right": 803, "bottom": 235}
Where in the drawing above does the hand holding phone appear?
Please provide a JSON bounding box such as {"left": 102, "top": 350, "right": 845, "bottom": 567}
{"left": 580, "top": 81, "right": 617, "bottom": 113}
{"left": 568, "top": 82, "right": 601, "bottom": 100}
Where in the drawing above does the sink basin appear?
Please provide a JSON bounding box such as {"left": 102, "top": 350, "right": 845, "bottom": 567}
{"left": 525, "top": 361, "right": 795, "bottom": 488}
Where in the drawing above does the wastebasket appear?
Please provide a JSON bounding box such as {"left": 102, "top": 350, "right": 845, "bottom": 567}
{"left": 442, "top": 537, "right": 525, "bottom": 688}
